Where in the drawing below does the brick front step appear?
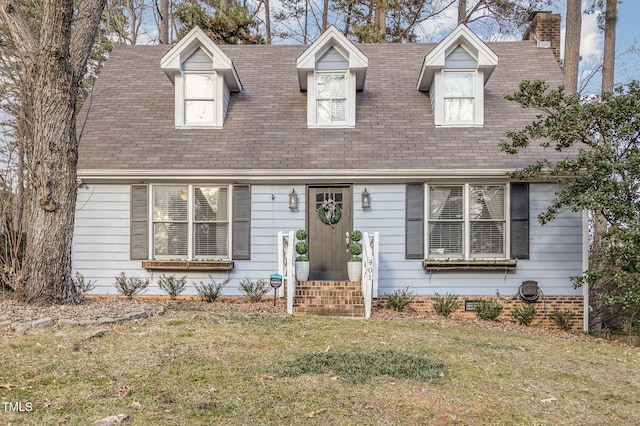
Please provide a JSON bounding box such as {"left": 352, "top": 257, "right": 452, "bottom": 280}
{"left": 294, "top": 281, "right": 365, "bottom": 317}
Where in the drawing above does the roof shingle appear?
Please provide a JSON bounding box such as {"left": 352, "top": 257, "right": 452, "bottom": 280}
{"left": 78, "top": 41, "right": 569, "bottom": 172}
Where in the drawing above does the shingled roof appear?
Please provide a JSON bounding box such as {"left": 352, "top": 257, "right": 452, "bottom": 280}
{"left": 77, "top": 41, "right": 569, "bottom": 174}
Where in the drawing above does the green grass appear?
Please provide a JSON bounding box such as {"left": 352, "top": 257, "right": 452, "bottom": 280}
{"left": 0, "top": 311, "right": 639, "bottom": 425}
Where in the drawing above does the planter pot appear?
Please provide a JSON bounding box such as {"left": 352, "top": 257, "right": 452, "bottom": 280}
{"left": 295, "top": 261, "right": 310, "bottom": 281}
{"left": 347, "top": 261, "right": 363, "bottom": 282}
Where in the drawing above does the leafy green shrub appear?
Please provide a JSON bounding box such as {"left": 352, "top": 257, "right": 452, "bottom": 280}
{"left": 72, "top": 271, "right": 96, "bottom": 296}
{"left": 239, "top": 277, "right": 270, "bottom": 302}
{"left": 295, "top": 229, "right": 307, "bottom": 241}
{"left": 114, "top": 272, "right": 149, "bottom": 299}
{"left": 474, "top": 300, "right": 503, "bottom": 321}
{"left": 295, "top": 230, "right": 309, "bottom": 261}
{"left": 157, "top": 274, "right": 187, "bottom": 300}
{"left": 385, "top": 288, "right": 415, "bottom": 312}
{"left": 511, "top": 304, "right": 537, "bottom": 326}
{"left": 195, "top": 276, "right": 229, "bottom": 302}
{"left": 549, "top": 309, "right": 574, "bottom": 331}
{"left": 348, "top": 230, "right": 363, "bottom": 261}
{"left": 432, "top": 292, "right": 461, "bottom": 318}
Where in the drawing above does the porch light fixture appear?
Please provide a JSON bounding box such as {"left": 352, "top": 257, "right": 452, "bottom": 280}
{"left": 361, "top": 188, "right": 371, "bottom": 209}
{"left": 289, "top": 188, "right": 298, "bottom": 210}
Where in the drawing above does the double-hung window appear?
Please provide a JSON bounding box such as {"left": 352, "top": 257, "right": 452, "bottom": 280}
{"left": 184, "top": 73, "right": 216, "bottom": 125}
{"left": 152, "top": 185, "right": 229, "bottom": 259}
{"left": 315, "top": 73, "right": 347, "bottom": 125}
{"left": 428, "top": 184, "right": 506, "bottom": 258}
{"left": 443, "top": 71, "right": 475, "bottom": 124}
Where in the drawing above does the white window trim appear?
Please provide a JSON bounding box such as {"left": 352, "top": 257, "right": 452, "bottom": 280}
{"left": 175, "top": 71, "right": 224, "bottom": 129}
{"left": 149, "top": 184, "right": 232, "bottom": 260}
{"left": 433, "top": 69, "right": 485, "bottom": 127}
{"left": 424, "top": 183, "right": 510, "bottom": 259}
{"left": 307, "top": 70, "right": 356, "bottom": 128}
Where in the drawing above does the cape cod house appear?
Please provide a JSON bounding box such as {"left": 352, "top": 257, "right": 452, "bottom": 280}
{"left": 74, "top": 12, "right": 587, "bottom": 329}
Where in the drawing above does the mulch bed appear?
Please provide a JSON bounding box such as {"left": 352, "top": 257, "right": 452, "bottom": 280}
{"left": 0, "top": 294, "right": 627, "bottom": 346}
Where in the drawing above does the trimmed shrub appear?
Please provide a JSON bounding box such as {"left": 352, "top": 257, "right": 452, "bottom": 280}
{"left": 511, "top": 304, "right": 537, "bottom": 326}
{"left": 432, "top": 292, "right": 461, "bottom": 318}
{"left": 73, "top": 272, "right": 96, "bottom": 297}
{"left": 239, "top": 277, "right": 270, "bottom": 302}
{"left": 549, "top": 309, "right": 574, "bottom": 331}
{"left": 295, "top": 230, "right": 309, "bottom": 261}
{"left": 195, "top": 276, "right": 229, "bottom": 303}
{"left": 157, "top": 274, "right": 187, "bottom": 300}
{"left": 474, "top": 300, "right": 503, "bottom": 321}
{"left": 114, "top": 272, "right": 149, "bottom": 299}
{"left": 385, "top": 288, "right": 415, "bottom": 312}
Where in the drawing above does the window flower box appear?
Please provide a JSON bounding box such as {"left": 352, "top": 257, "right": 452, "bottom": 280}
{"left": 422, "top": 259, "right": 517, "bottom": 271}
{"left": 142, "top": 260, "right": 234, "bottom": 272}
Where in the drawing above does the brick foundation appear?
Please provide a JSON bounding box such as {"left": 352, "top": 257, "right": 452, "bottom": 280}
{"left": 376, "top": 295, "right": 584, "bottom": 331}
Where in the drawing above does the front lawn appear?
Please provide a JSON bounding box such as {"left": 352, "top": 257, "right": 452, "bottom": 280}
{"left": 1, "top": 309, "right": 638, "bottom": 425}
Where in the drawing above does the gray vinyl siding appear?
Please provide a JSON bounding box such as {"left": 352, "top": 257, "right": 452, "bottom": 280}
{"left": 73, "top": 184, "right": 305, "bottom": 296}
{"left": 444, "top": 45, "right": 477, "bottom": 69}
{"left": 74, "top": 182, "right": 581, "bottom": 298}
{"left": 183, "top": 48, "right": 212, "bottom": 71}
{"left": 315, "top": 47, "right": 348, "bottom": 71}
{"left": 352, "top": 183, "right": 583, "bottom": 298}
{"left": 223, "top": 82, "right": 230, "bottom": 120}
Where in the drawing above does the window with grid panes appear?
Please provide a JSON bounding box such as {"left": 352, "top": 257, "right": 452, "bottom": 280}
{"left": 428, "top": 184, "right": 506, "bottom": 258}
{"left": 152, "top": 185, "right": 229, "bottom": 259}
{"left": 184, "top": 73, "right": 215, "bottom": 125}
{"left": 443, "top": 71, "right": 474, "bottom": 123}
{"left": 316, "top": 73, "right": 346, "bottom": 125}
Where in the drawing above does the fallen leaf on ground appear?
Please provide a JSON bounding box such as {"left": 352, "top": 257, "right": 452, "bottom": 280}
{"left": 541, "top": 397, "right": 558, "bottom": 403}
{"left": 0, "top": 383, "right": 17, "bottom": 390}
{"left": 305, "top": 409, "right": 326, "bottom": 418}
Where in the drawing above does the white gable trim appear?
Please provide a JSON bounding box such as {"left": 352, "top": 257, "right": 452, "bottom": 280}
{"left": 417, "top": 24, "right": 498, "bottom": 91}
{"left": 296, "top": 25, "right": 368, "bottom": 91}
{"left": 161, "top": 26, "right": 242, "bottom": 92}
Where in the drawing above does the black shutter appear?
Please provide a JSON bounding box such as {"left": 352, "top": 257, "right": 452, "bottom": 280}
{"left": 130, "top": 184, "right": 149, "bottom": 260}
{"left": 510, "top": 183, "right": 529, "bottom": 259}
{"left": 232, "top": 185, "right": 251, "bottom": 260}
{"left": 406, "top": 183, "right": 424, "bottom": 259}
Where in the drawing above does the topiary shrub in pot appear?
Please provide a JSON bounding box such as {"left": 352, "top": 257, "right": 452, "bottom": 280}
{"left": 295, "top": 229, "right": 309, "bottom": 281}
{"left": 347, "top": 230, "right": 363, "bottom": 282}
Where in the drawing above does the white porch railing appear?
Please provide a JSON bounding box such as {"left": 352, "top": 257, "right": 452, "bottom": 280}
{"left": 361, "top": 231, "right": 379, "bottom": 319}
{"left": 277, "top": 231, "right": 295, "bottom": 314}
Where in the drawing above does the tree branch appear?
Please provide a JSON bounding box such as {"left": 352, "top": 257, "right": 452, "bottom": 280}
{"left": 70, "top": 0, "right": 108, "bottom": 83}
{"left": 0, "top": 0, "right": 38, "bottom": 68}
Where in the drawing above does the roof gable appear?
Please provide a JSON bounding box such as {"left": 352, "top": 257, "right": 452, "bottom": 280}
{"left": 160, "top": 26, "right": 242, "bottom": 91}
{"left": 296, "top": 25, "right": 368, "bottom": 91}
{"left": 417, "top": 24, "right": 498, "bottom": 90}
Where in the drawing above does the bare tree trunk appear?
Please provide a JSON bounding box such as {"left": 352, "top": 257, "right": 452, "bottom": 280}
{"left": 0, "top": 0, "right": 107, "bottom": 305}
{"left": 374, "top": 0, "right": 386, "bottom": 42}
{"left": 159, "top": 0, "right": 169, "bottom": 44}
{"left": 264, "top": 0, "right": 271, "bottom": 44}
{"left": 322, "top": 0, "right": 329, "bottom": 32}
{"left": 601, "top": 0, "right": 617, "bottom": 93}
{"left": 458, "top": 0, "right": 466, "bottom": 24}
{"left": 304, "top": 0, "right": 309, "bottom": 43}
{"left": 344, "top": 0, "right": 353, "bottom": 36}
{"left": 564, "top": 0, "right": 582, "bottom": 94}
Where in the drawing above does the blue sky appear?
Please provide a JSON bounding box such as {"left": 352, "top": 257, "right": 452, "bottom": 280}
{"left": 609, "top": 0, "right": 639, "bottom": 84}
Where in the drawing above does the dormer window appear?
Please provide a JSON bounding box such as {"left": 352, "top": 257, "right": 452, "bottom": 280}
{"left": 184, "top": 73, "right": 216, "bottom": 125}
{"left": 297, "top": 26, "right": 368, "bottom": 129}
{"left": 315, "top": 72, "right": 347, "bottom": 126}
{"left": 443, "top": 71, "right": 475, "bottom": 123}
{"left": 160, "top": 26, "right": 242, "bottom": 129}
{"left": 418, "top": 25, "right": 497, "bottom": 128}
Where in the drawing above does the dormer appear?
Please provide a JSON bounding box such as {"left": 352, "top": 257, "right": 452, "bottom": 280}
{"left": 417, "top": 25, "right": 498, "bottom": 127}
{"left": 161, "top": 26, "right": 242, "bottom": 128}
{"left": 296, "top": 26, "right": 368, "bottom": 128}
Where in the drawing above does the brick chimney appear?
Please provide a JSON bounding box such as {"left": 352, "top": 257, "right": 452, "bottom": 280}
{"left": 522, "top": 11, "right": 561, "bottom": 65}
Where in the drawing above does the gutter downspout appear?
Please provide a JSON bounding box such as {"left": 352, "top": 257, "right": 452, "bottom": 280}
{"left": 582, "top": 209, "right": 589, "bottom": 333}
